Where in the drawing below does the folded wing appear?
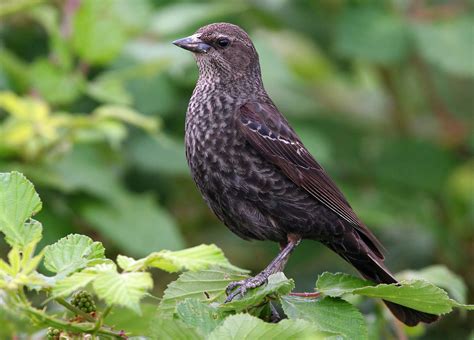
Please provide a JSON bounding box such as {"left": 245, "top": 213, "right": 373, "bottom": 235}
{"left": 237, "top": 101, "right": 385, "bottom": 258}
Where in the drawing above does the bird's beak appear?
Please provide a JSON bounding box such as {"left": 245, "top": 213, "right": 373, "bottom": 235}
{"left": 173, "top": 34, "right": 211, "bottom": 54}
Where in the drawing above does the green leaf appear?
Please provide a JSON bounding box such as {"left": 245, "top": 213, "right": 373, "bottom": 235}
{"left": 316, "top": 272, "right": 373, "bottom": 297}
{"left": 0, "top": 172, "right": 42, "bottom": 248}
{"left": 149, "top": 317, "right": 202, "bottom": 340}
{"left": 414, "top": 18, "right": 474, "bottom": 77}
{"left": 149, "top": 2, "right": 246, "bottom": 37}
{"left": 29, "top": 59, "right": 84, "bottom": 105}
{"left": 5, "top": 219, "right": 42, "bottom": 250}
{"left": 157, "top": 268, "right": 247, "bottom": 317}
{"left": 117, "top": 244, "right": 245, "bottom": 273}
{"left": 176, "top": 299, "right": 225, "bottom": 336}
{"left": 82, "top": 193, "right": 184, "bottom": 257}
{"left": 353, "top": 281, "right": 453, "bottom": 314}
{"left": 104, "top": 303, "right": 157, "bottom": 337}
{"left": 86, "top": 75, "right": 133, "bottom": 105}
{"left": 335, "top": 9, "right": 409, "bottom": 64}
{"left": 316, "top": 272, "right": 470, "bottom": 314}
{"left": 397, "top": 265, "right": 467, "bottom": 304}
{"left": 373, "top": 139, "right": 455, "bottom": 193}
{"left": 53, "top": 264, "right": 109, "bottom": 297}
{"left": 72, "top": 0, "right": 128, "bottom": 64}
{"left": 43, "top": 234, "right": 106, "bottom": 276}
{"left": 281, "top": 295, "right": 367, "bottom": 340}
{"left": 92, "top": 269, "right": 153, "bottom": 314}
{"left": 54, "top": 262, "right": 152, "bottom": 313}
{"left": 93, "top": 105, "right": 158, "bottom": 134}
{"left": 208, "top": 313, "right": 337, "bottom": 340}
{"left": 126, "top": 135, "right": 188, "bottom": 175}
{"left": 221, "top": 273, "right": 295, "bottom": 312}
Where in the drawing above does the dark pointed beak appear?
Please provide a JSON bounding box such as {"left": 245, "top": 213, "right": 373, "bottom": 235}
{"left": 173, "top": 34, "right": 211, "bottom": 54}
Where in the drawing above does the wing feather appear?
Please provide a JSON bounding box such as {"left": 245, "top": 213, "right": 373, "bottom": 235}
{"left": 237, "top": 102, "right": 385, "bottom": 258}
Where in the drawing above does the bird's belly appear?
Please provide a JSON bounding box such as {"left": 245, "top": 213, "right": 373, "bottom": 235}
{"left": 187, "top": 133, "right": 338, "bottom": 242}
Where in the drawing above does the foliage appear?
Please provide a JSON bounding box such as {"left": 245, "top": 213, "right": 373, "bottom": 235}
{"left": 0, "top": 172, "right": 472, "bottom": 338}
{"left": 0, "top": 0, "right": 473, "bottom": 338}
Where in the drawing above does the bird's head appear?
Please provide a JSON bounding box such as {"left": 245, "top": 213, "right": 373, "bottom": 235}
{"left": 173, "top": 23, "right": 260, "bottom": 83}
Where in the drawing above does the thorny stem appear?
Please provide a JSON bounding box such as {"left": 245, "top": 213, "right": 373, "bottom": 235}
{"left": 55, "top": 297, "right": 96, "bottom": 323}
{"left": 20, "top": 304, "right": 126, "bottom": 338}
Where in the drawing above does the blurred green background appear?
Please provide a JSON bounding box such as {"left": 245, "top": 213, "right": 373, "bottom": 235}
{"left": 0, "top": 0, "right": 472, "bottom": 338}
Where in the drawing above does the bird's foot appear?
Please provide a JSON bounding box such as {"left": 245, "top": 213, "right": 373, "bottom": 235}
{"left": 225, "top": 272, "right": 269, "bottom": 303}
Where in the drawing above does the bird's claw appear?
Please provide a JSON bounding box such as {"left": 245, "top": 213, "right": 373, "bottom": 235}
{"left": 224, "top": 274, "right": 269, "bottom": 303}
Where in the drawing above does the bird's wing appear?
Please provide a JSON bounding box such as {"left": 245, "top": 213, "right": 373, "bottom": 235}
{"left": 237, "top": 101, "right": 384, "bottom": 258}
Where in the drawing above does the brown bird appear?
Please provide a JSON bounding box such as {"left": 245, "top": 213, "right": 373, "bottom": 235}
{"left": 173, "top": 22, "right": 438, "bottom": 326}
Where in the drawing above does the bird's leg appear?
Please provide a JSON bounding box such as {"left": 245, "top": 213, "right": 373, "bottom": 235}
{"left": 225, "top": 234, "right": 301, "bottom": 303}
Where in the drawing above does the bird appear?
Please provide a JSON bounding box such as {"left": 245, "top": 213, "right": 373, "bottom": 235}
{"left": 173, "top": 22, "right": 438, "bottom": 326}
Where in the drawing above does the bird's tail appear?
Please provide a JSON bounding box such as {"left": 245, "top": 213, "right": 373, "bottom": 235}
{"left": 344, "top": 251, "right": 439, "bottom": 326}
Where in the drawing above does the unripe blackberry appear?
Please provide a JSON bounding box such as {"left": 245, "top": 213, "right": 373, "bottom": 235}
{"left": 71, "top": 291, "right": 96, "bottom": 313}
{"left": 47, "top": 327, "right": 61, "bottom": 339}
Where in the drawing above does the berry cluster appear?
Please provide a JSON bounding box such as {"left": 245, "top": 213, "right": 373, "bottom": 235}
{"left": 47, "top": 327, "right": 61, "bottom": 339}
{"left": 71, "top": 291, "right": 96, "bottom": 314}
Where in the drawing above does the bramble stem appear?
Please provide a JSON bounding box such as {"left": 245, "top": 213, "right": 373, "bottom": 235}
{"left": 21, "top": 304, "right": 125, "bottom": 338}
{"left": 55, "top": 297, "right": 96, "bottom": 322}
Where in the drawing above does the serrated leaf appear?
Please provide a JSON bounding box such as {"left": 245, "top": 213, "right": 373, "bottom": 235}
{"left": 281, "top": 295, "right": 367, "bottom": 340}
{"left": 220, "top": 272, "right": 294, "bottom": 312}
{"left": 117, "top": 244, "right": 246, "bottom": 273}
{"left": 397, "top": 265, "right": 467, "bottom": 304}
{"left": 176, "top": 299, "right": 225, "bottom": 335}
{"left": 43, "top": 234, "right": 106, "bottom": 276}
{"left": 0, "top": 172, "right": 42, "bottom": 248}
{"left": 316, "top": 272, "right": 373, "bottom": 297}
{"left": 5, "top": 219, "right": 42, "bottom": 250}
{"left": 149, "top": 316, "right": 202, "bottom": 340}
{"left": 158, "top": 268, "right": 248, "bottom": 317}
{"left": 316, "top": 272, "right": 471, "bottom": 314}
{"left": 208, "top": 313, "right": 337, "bottom": 340}
{"left": 53, "top": 262, "right": 152, "bottom": 313}
{"left": 53, "top": 263, "right": 115, "bottom": 297}
{"left": 92, "top": 270, "right": 152, "bottom": 314}
{"left": 353, "top": 281, "right": 453, "bottom": 314}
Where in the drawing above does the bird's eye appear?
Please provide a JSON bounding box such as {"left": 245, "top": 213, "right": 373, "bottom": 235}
{"left": 216, "top": 38, "right": 230, "bottom": 48}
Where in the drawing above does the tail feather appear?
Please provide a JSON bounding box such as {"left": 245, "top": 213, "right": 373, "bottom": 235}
{"left": 348, "top": 252, "right": 439, "bottom": 326}
{"left": 328, "top": 226, "right": 439, "bottom": 327}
